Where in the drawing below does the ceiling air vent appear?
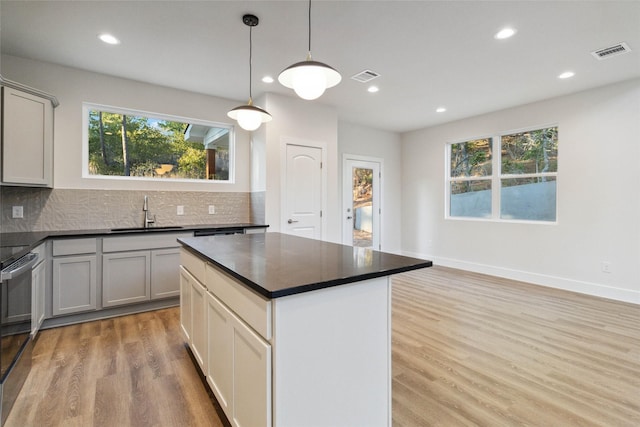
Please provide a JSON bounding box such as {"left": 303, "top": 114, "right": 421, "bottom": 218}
{"left": 591, "top": 42, "right": 631, "bottom": 60}
{"left": 351, "top": 70, "right": 380, "bottom": 83}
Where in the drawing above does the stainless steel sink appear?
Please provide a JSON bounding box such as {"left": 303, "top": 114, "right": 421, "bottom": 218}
{"left": 110, "top": 226, "right": 184, "bottom": 233}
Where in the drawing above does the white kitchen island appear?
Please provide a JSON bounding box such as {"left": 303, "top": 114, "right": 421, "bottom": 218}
{"left": 178, "top": 233, "right": 432, "bottom": 427}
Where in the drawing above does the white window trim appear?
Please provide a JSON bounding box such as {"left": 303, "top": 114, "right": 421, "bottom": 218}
{"left": 81, "top": 102, "right": 236, "bottom": 184}
{"left": 445, "top": 124, "right": 558, "bottom": 224}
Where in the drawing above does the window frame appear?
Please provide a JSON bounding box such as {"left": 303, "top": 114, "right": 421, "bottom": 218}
{"left": 81, "top": 102, "right": 236, "bottom": 184}
{"left": 445, "top": 124, "right": 559, "bottom": 224}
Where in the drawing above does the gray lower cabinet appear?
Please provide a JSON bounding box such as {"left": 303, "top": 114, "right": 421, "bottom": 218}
{"left": 31, "top": 256, "right": 46, "bottom": 335}
{"left": 52, "top": 255, "right": 97, "bottom": 316}
{"left": 102, "top": 251, "right": 151, "bottom": 307}
{"left": 51, "top": 238, "right": 98, "bottom": 316}
{"left": 102, "top": 248, "right": 182, "bottom": 307}
{"left": 151, "top": 248, "right": 181, "bottom": 299}
{"left": 102, "top": 233, "right": 188, "bottom": 308}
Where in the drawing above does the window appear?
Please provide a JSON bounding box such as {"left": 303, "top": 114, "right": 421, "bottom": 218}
{"left": 83, "top": 104, "right": 234, "bottom": 182}
{"left": 449, "top": 138, "right": 493, "bottom": 218}
{"left": 447, "top": 126, "right": 558, "bottom": 222}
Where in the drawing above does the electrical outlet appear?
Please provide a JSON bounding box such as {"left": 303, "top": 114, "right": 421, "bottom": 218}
{"left": 12, "top": 206, "right": 24, "bottom": 219}
{"left": 601, "top": 261, "right": 612, "bottom": 273}
{"left": 208, "top": 205, "right": 216, "bottom": 215}
{"left": 177, "top": 205, "right": 184, "bottom": 216}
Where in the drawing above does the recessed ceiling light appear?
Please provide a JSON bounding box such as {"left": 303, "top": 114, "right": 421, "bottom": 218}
{"left": 367, "top": 86, "right": 379, "bottom": 93}
{"left": 558, "top": 71, "right": 575, "bottom": 79}
{"left": 262, "top": 76, "right": 274, "bottom": 83}
{"left": 436, "top": 107, "right": 447, "bottom": 113}
{"left": 98, "top": 33, "right": 120, "bottom": 45}
{"left": 494, "top": 28, "right": 516, "bottom": 40}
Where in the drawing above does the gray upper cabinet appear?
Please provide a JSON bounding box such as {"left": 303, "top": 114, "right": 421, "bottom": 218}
{"left": 0, "top": 79, "right": 57, "bottom": 188}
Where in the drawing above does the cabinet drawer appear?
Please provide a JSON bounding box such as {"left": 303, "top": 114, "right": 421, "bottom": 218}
{"left": 206, "top": 264, "right": 271, "bottom": 341}
{"left": 103, "top": 232, "right": 191, "bottom": 252}
{"left": 181, "top": 248, "right": 206, "bottom": 284}
{"left": 52, "top": 238, "right": 97, "bottom": 256}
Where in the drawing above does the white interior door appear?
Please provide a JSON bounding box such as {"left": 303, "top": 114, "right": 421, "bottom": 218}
{"left": 342, "top": 158, "right": 381, "bottom": 249}
{"left": 284, "top": 144, "right": 323, "bottom": 239}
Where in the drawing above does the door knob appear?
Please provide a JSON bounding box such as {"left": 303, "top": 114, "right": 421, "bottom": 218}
{"left": 287, "top": 219, "right": 299, "bottom": 224}
{"left": 346, "top": 216, "right": 353, "bottom": 220}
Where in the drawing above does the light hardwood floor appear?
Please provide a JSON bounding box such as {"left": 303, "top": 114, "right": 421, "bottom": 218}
{"left": 6, "top": 266, "right": 640, "bottom": 426}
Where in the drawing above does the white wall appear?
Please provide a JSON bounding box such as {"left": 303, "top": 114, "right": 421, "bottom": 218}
{"left": 259, "top": 93, "right": 340, "bottom": 242}
{"left": 338, "top": 121, "right": 402, "bottom": 253}
{"left": 401, "top": 78, "right": 640, "bottom": 303}
{"left": 1, "top": 54, "right": 251, "bottom": 192}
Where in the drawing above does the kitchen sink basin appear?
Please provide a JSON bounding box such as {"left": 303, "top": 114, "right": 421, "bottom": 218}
{"left": 110, "top": 226, "right": 184, "bottom": 233}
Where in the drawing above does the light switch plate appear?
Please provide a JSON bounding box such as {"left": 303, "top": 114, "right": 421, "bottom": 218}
{"left": 208, "top": 205, "right": 215, "bottom": 215}
{"left": 177, "top": 205, "right": 184, "bottom": 216}
{"left": 12, "top": 206, "right": 24, "bottom": 219}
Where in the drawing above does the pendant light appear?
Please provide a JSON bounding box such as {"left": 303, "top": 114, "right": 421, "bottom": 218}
{"left": 228, "top": 14, "right": 272, "bottom": 131}
{"left": 278, "top": 0, "right": 341, "bottom": 100}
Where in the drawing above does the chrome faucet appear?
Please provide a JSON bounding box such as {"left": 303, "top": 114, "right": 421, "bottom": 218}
{"left": 143, "top": 195, "right": 156, "bottom": 228}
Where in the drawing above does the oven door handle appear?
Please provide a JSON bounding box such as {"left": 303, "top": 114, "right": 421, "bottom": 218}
{"left": 1, "top": 253, "right": 39, "bottom": 281}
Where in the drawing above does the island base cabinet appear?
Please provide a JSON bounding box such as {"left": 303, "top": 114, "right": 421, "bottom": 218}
{"left": 206, "top": 292, "right": 271, "bottom": 427}
{"left": 179, "top": 267, "right": 193, "bottom": 342}
{"left": 272, "top": 277, "right": 391, "bottom": 427}
{"left": 232, "top": 317, "right": 271, "bottom": 427}
{"left": 179, "top": 265, "right": 207, "bottom": 371}
{"left": 190, "top": 276, "right": 207, "bottom": 372}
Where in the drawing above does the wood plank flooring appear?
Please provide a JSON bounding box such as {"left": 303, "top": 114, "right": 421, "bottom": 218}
{"left": 5, "top": 308, "right": 226, "bottom": 427}
{"left": 5, "top": 266, "right": 640, "bottom": 426}
{"left": 392, "top": 267, "right": 640, "bottom": 427}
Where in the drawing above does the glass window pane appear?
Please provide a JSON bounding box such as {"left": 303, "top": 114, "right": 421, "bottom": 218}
{"left": 450, "top": 138, "right": 492, "bottom": 178}
{"left": 352, "top": 167, "right": 374, "bottom": 248}
{"left": 450, "top": 180, "right": 492, "bottom": 218}
{"left": 87, "top": 109, "right": 232, "bottom": 181}
{"left": 501, "top": 177, "right": 556, "bottom": 221}
{"left": 501, "top": 127, "right": 558, "bottom": 175}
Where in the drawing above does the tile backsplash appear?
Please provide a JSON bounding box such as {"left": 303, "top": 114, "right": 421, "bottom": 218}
{"left": 0, "top": 187, "right": 257, "bottom": 232}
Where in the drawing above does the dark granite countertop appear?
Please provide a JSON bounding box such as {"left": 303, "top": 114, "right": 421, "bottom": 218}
{"left": 0, "top": 223, "right": 268, "bottom": 268}
{"left": 178, "top": 233, "right": 432, "bottom": 299}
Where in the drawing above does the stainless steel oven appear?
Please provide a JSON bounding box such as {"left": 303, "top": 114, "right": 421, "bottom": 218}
{"left": 0, "top": 252, "right": 37, "bottom": 426}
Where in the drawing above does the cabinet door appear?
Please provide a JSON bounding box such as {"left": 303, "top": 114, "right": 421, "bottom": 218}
{"left": 1, "top": 87, "right": 53, "bottom": 186}
{"left": 232, "top": 318, "right": 272, "bottom": 427}
{"left": 31, "top": 260, "right": 46, "bottom": 336}
{"left": 206, "top": 292, "right": 234, "bottom": 420}
{"left": 151, "top": 248, "right": 180, "bottom": 299}
{"left": 179, "top": 266, "right": 193, "bottom": 342}
{"left": 190, "top": 277, "right": 207, "bottom": 372}
{"left": 103, "top": 251, "right": 150, "bottom": 307}
{"left": 52, "top": 255, "right": 97, "bottom": 316}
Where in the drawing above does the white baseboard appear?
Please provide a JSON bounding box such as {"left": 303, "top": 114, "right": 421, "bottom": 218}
{"left": 401, "top": 251, "right": 639, "bottom": 305}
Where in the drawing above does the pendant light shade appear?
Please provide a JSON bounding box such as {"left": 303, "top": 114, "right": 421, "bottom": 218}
{"left": 278, "top": 0, "right": 341, "bottom": 100}
{"left": 227, "top": 14, "right": 272, "bottom": 131}
{"left": 278, "top": 58, "right": 341, "bottom": 100}
{"left": 227, "top": 100, "right": 271, "bottom": 132}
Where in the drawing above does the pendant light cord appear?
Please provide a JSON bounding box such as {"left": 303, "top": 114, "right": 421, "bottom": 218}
{"left": 249, "top": 24, "right": 253, "bottom": 101}
{"left": 308, "top": 0, "right": 312, "bottom": 54}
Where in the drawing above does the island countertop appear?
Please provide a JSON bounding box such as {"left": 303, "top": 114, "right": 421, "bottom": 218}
{"left": 178, "top": 232, "right": 432, "bottom": 298}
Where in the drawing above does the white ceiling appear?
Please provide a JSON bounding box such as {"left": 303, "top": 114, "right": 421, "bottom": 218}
{"left": 1, "top": 1, "right": 639, "bottom": 133}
